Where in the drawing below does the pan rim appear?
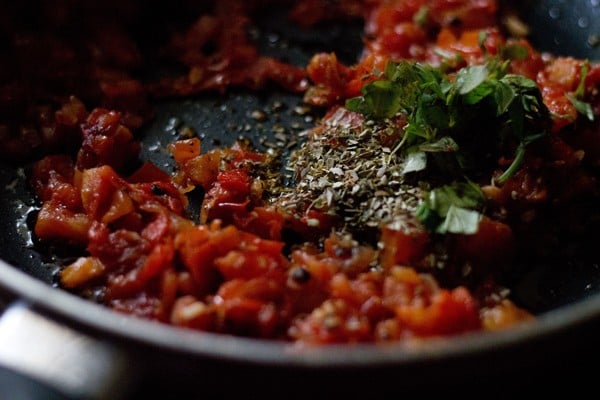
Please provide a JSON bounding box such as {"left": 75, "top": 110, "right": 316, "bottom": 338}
{"left": 1, "top": 256, "right": 599, "bottom": 368}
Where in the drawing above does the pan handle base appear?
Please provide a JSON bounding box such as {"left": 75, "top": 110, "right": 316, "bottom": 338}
{"left": 0, "top": 302, "right": 134, "bottom": 400}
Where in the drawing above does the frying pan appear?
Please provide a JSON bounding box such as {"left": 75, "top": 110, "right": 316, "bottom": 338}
{"left": 1, "top": 1, "right": 600, "bottom": 399}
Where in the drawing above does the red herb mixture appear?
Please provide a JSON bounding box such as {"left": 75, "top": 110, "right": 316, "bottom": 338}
{"left": 3, "top": 0, "right": 600, "bottom": 345}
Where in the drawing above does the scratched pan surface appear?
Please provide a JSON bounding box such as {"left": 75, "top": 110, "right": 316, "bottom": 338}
{"left": 1, "top": 1, "right": 600, "bottom": 398}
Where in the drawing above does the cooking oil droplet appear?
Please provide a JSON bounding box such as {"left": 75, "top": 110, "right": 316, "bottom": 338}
{"left": 165, "top": 117, "right": 180, "bottom": 132}
{"left": 549, "top": 7, "right": 561, "bottom": 20}
{"left": 14, "top": 203, "right": 38, "bottom": 247}
{"left": 148, "top": 140, "right": 162, "bottom": 152}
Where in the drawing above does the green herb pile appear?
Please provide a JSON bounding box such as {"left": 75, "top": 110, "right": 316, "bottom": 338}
{"left": 345, "top": 57, "right": 552, "bottom": 234}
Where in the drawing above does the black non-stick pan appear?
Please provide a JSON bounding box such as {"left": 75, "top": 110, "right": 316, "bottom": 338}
{"left": 1, "top": 1, "right": 600, "bottom": 399}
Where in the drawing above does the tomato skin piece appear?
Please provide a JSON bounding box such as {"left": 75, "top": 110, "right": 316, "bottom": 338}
{"left": 61, "top": 256, "right": 106, "bottom": 289}
{"left": 34, "top": 200, "right": 92, "bottom": 244}
{"left": 168, "top": 138, "right": 201, "bottom": 164}
{"left": 215, "top": 250, "right": 278, "bottom": 280}
{"left": 493, "top": 167, "right": 548, "bottom": 208}
{"left": 537, "top": 57, "right": 587, "bottom": 131}
{"left": 304, "top": 52, "right": 353, "bottom": 106}
{"left": 365, "top": 0, "right": 426, "bottom": 37}
{"left": 541, "top": 86, "right": 578, "bottom": 131}
{"left": 344, "top": 53, "right": 389, "bottom": 98}
{"left": 232, "top": 207, "right": 285, "bottom": 241}
{"left": 171, "top": 296, "right": 218, "bottom": 331}
{"left": 217, "top": 169, "right": 251, "bottom": 194}
{"left": 508, "top": 40, "right": 545, "bottom": 80}
{"left": 87, "top": 222, "right": 150, "bottom": 274}
{"left": 289, "top": 299, "right": 373, "bottom": 345}
{"left": 452, "top": 217, "right": 515, "bottom": 272}
{"left": 202, "top": 227, "right": 288, "bottom": 281}
{"left": 134, "top": 181, "right": 188, "bottom": 216}
{"left": 249, "top": 58, "right": 309, "bottom": 93}
{"left": 106, "top": 241, "right": 175, "bottom": 300}
{"left": 109, "top": 293, "right": 164, "bottom": 320}
{"left": 141, "top": 211, "right": 171, "bottom": 244}
{"left": 481, "top": 299, "right": 534, "bottom": 330}
{"left": 214, "top": 276, "right": 286, "bottom": 338}
{"left": 127, "top": 162, "right": 172, "bottom": 184}
{"left": 175, "top": 225, "right": 240, "bottom": 294}
{"left": 77, "top": 108, "right": 140, "bottom": 172}
{"left": 395, "top": 287, "right": 482, "bottom": 337}
{"left": 379, "top": 223, "right": 429, "bottom": 269}
{"left": 284, "top": 210, "right": 339, "bottom": 242}
{"left": 138, "top": 242, "right": 175, "bottom": 283}
{"left": 428, "top": 0, "right": 498, "bottom": 29}
{"left": 368, "top": 22, "right": 427, "bottom": 60}
{"left": 181, "top": 150, "right": 223, "bottom": 188}
{"left": 80, "top": 165, "right": 124, "bottom": 221}
{"left": 31, "top": 155, "right": 77, "bottom": 203}
{"left": 330, "top": 272, "right": 389, "bottom": 321}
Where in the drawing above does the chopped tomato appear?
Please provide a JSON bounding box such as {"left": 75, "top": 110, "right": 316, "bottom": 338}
{"left": 17, "top": 0, "right": 592, "bottom": 345}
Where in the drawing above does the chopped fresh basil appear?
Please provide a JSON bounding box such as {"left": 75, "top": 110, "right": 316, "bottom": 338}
{"left": 566, "top": 61, "right": 595, "bottom": 122}
{"left": 493, "top": 80, "right": 515, "bottom": 114}
{"left": 438, "top": 205, "right": 482, "bottom": 234}
{"left": 455, "top": 64, "right": 489, "bottom": 95}
{"left": 345, "top": 79, "right": 404, "bottom": 119}
{"left": 574, "top": 61, "right": 589, "bottom": 98}
{"left": 402, "top": 151, "right": 427, "bottom": 174}
{"left": 416, "top": 182, "right": 486, "bottom": 234}
{"left": 500, "top": 44, "right": 529, "bottom": 61}
{"left": 417, "top": 136, "right": 459, "bottom": 153}
{"left": 413, "top": 6, "right": 429, "bottom": 27}
{"left": 496, "top": 132, "right": 546, "bottom": 184}
{"left": 345, "top": 57, "right": 551, "bottom": 189}
{"left": 567, "top": 94, "right": 595, "bottom": 121}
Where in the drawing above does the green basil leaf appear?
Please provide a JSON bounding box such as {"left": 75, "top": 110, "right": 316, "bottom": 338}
{"left": 566, "top": 93, "right": 595, "bottom": 122}
{"left": 493, "top": 80, "right": 516, "bottom": 115}
{"left": 455, "top": 65, "right": 489, "bottom": 95}
{"left": 462, "top": 81, "right": 494, "bottom": 105}
{"left": 436, "top": 205, "right": 482, "bottom": 234}
{"left": 574, "top": 61, "right": 589, "bottom": 99}
{"left": 418, "top": 136, "right": 459, "bottom": 153}
{"left": 501, "top": 44, "right": 529, "bottom": 61}
{"left": 346, "top": 80, "right": 403, "bottom": 119}
{"left": 416, "top": 181, "right": 486, "bottom": 235}
{"left": 501, "top": 74, "right": 538, "bottom": 90}
{"left": 413, "top": 6, "right": 429, "bottom": 27}
{"left": 402, "top": 151, "right": 427, "bottom": 174}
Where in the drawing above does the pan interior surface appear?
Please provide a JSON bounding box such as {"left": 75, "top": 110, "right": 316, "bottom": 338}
{"left": 516, "top": 0, "right": 600, "bottom": 60}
